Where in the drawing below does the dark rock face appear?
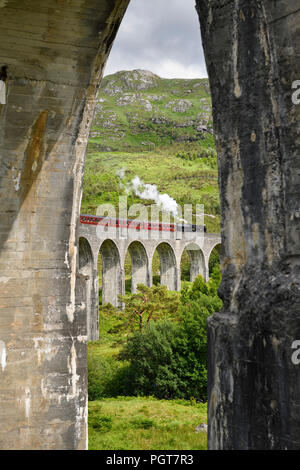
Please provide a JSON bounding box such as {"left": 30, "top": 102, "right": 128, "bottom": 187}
{"left": 196, "top": 0, "right": 300, "bottom": 449}
{"left": 0, "top": 0, "right": 299, "bottom": 450}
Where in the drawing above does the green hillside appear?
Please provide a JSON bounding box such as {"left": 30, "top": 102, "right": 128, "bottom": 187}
{"left": 81, "top": 69, "right": 220, "bottom": 233}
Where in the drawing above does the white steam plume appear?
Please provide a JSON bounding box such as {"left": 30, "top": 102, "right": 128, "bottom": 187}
{"left": 117, "top": 172, "right": 189, "bottom": 222}
{"left": 131, "top": 176, "right": 178, "bottom": 217}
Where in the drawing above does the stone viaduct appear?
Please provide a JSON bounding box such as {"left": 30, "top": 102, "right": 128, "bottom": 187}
{"left": 0, "top": 0, "right": 299, "bottom": 450}
{"left": 78, "top": 220, "right": 221, "bottom": 340}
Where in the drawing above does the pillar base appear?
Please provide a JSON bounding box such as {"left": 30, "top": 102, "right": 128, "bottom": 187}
{"left": 208, "top": 296, "right": 300, "bottom": 450}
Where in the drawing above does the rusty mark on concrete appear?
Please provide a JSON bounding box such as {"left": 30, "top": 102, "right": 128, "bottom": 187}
{"left": 20, "top": 110, "right": 49, "bottom": 203}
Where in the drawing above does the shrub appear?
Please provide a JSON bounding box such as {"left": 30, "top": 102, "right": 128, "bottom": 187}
{"left": 89, "top": 273, "right": 222, "bottom": 402}
{"left": 89, "top": 415, "right": 113, "bottom": 432}
{"left": 88, "top": 353, "right": 129, "bottom": 400}
{"left": 130, "top": 417, "right": 156, "bottom": 429}
{"left": 120, "top": 318, "right": 207, "bottom": 401}
{"left": 119, "top": 321, "right": 180, "bottom": 398}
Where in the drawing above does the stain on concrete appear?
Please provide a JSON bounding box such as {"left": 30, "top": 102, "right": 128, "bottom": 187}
{"left": 20, "top": 111, "right": 49, "bottom": 202}
{"left": 0, "top": 341, "right": 6, "bottom": 372}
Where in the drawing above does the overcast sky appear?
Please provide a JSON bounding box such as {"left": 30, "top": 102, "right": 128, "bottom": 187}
{"left": 104, "top": 0, "right": 208, "bottom": 79}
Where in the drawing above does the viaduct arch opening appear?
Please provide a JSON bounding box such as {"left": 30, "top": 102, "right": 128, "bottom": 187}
{"left": 78, "top": 237, "right": 98, "bottom": 341}
{"left": 208, "top": 244, "right": 221, "bottom": 277}
{"left": 99, "top": 239, "right": 123, "bottom": 308}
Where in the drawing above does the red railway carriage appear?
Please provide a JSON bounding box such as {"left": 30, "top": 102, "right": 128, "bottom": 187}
{"left": 79, "top": 215, "right": 206, "bottom": 233}
{"left": 80, "top": 215, "right": 177, "bottom": 232}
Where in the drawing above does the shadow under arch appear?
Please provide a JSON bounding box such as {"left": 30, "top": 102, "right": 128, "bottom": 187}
{"left": 154, "top": 242, "right": 178, "bottom": 291}
{"left": 99, "top": 239, "right": 123, "bottom": 308}
{"left": 126, "top": 240, "right": 150, "bottom": 293}
{"left": 180, "top": 242, "right": 207, "bottom": 283}
{"left": 78, "top": 237, "right": 98, "bottom": 341}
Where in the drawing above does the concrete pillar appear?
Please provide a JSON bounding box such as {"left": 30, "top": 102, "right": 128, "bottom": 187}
{"left": 120, "top": 268, "right": 126, "bottom": 297}
{"left": 100, "top": 240, "right": 122, "bottom": 308}
{"left": 204, "top": 258, "right": 210, "bottom": 283}
{"left": 0, "top": 0, "right": 130, "bottom": 449}
{"left": 78, "top": 238, "right": 98, "bottom": 341}
{"left": 186, "top": 247, "right": 207, "bottom": 282}
{"left": 128, "top": 242, "right": 149, "bottom": 293}
{"left": 156, "top": 243, "right": 177, "bottom": 291}
{"left": 148, "top": 264, "right": 153, "bottom": 288}
{"left": 197, "top": 0, "right": 300, "bottom": 449}
{"left": 175, "top": 267, "right": 181, "bottom": 292}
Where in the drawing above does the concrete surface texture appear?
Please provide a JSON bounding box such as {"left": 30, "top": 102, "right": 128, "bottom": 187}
{"left": 0, "top": 0, "right": 299, "bottom": 450}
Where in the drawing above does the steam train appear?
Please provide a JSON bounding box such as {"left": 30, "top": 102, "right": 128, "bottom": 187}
{"left": 80, "top": 215, "right": 206, "bottom": 233}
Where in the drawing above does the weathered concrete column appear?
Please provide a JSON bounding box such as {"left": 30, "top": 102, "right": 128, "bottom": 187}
{"left": 175, "top": 266, "right": 181, "bottom": 292}
{"left": 100, "top": 240, "right": 123, "bottom": 308}
{"left": 78, "top": 238, "right": 98, "bottom": 341}
{"left": 0, "top": 0, "right": 129, "bottom": 449}
{"left": 197, "top": 0, "right": 300, "bottom": 449}
{"left": 185, "top": 244, "right": 207, "bottom": 282}
{"left": 156, "top": 243, "right": 177, "bottom": 291}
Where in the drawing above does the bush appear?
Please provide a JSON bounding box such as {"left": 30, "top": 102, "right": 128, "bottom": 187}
{"left": 89, "top": 414, "right": 113, "bottom": 432}
{"left": 119, "top": 318, "right": 207, "bottom": 401}
{"left": 130, "top": 417, "right": 156, "bottom": 429}
{"left": 88, "top": 353, "right": 129, "bottom": 400}
{"left": 120, "top": 321, "right": 187, "bottom": 399}
{"left": 88, "top": 273, "right": 222, "bottom": 402}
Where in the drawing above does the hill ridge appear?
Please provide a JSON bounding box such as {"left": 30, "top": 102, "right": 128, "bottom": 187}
{"left": 82, "top": 69, "right": 220, "bottom": 233}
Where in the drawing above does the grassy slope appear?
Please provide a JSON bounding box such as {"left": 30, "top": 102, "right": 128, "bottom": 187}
{"left": 81, "top": 70, "right": 220, "bottom": 233}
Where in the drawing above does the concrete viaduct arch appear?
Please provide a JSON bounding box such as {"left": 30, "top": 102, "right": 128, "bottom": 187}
{"left": 127, "top": 241, "right": 150, "bottom": 294}
{"left": 78, "top": 237, "right": 98, "bottom": 342}
{"left": 152, "top": 242, "right": 178, "bottom": 292}
{"left": 0, "top": 0, "right": 299, "bottom": 451}
{"left": 99, "top": 239, "right": 123, "bottom": 308}
{"left": 180, "top": 242, "right": 208, "bottom": 283}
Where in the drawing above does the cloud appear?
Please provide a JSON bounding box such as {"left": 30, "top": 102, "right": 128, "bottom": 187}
{"left": 104, "top": 0, "right": 207, "bottom": 79}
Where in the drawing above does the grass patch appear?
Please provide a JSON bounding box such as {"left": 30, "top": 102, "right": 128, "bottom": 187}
{"left": 88, "top": 397, "right": 207, "bottom": 450}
